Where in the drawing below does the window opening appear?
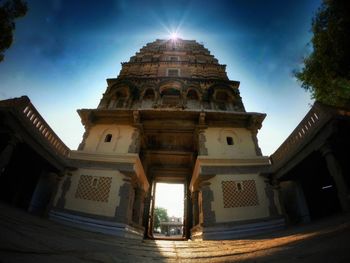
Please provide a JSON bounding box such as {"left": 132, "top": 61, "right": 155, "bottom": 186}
{"left": 91, "top": 177, "right": 99, "bottom": 187}
{"left": 167, "top": 69, "right": 180, "bottom": 77}
{"left": 187, "top": 89, "right": 199, "bottom": 100}
{"left": 105, "top": 134, "right": 112, "bottom": 142}
{"left": 144, "top": 89, "right": 155, "bottom": 99}
{"left": 226, "top": 136, "right": 234, "bottom": 145}
{"left": 169, "top": 56, "right": 179, "bottom": 62}
{"left": 236, "top": 182, "right": 243, "bottom": 191}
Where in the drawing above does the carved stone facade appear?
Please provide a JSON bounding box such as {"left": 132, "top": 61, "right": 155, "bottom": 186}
{"left": 97, "top": 39, "right": 244, "bottom": 112}
{"left": 47, "top": 38, "right": 281, "bottom": 240}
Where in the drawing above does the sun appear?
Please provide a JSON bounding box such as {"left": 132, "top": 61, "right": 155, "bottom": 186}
{"left": 170, "top": 32, "right": 179, "bottom": 40}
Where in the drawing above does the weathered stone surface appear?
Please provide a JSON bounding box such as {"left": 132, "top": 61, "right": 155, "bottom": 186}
{"left": 1, "top": 203, "right": 350, "bottom": 262}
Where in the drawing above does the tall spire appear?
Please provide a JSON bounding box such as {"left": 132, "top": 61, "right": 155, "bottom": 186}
{"left": 98, "top": 39, "right": 244, "bottom": 112}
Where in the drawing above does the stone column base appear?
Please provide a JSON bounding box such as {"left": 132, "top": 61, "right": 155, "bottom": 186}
{"left": 49, "top": 210, "right": 145, "bottom": 239}
{"left": 191, "top": 217, "right": 285, "bottom": 240}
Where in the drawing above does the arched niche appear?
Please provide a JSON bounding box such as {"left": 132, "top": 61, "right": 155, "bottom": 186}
{"left": 208, "top": 85, "right": 236, "bottom": 111}
{"left": 159, "top": 80, "right": 183, "bottom": 93}
{"left": 186, "top": 89, "right": 199, "bottom": 100}
{"left": 144, "top": 88, "right": 155, "bottom": 99}
{"left": 114, "top": 88, "right": 129, "bottom": 108}
{"left": 158, "top": 80, "right": 183, "bottom": 107}
{"left": 141, "top": 87, "right": 156, "bottom": 108}
{"left": 106, "top": 85, "right": 131, "bottom": 109}
{"left": 160, "top": 88, "right": 181, "bottom": 97}
{"left": 186, "top": 88, "right": 201, "bottom": 109}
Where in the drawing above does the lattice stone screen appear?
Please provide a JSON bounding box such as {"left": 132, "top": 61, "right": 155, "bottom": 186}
{"left": 222, "top": 180, "right": 259, "bottom": 208}
{"left": 75, "top": 175, "right": 112, "bottom": 202}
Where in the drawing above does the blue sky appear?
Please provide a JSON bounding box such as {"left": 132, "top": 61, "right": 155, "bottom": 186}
{"left": 0, "top": 0, "right": 321, "bottom": 155}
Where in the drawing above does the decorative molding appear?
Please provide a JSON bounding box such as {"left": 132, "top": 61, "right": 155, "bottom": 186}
{"left": 222, "top": 180, "right": 259, "bottom": 208}
{"left": 75, "top": 175, "right": 112, "bottom": 202}
{"left": 128, "top": 129, "right": 140, "bottom": 153}
{"left": 56, "top": 174, "right": 72, "bottom": 209}
{"left": 198, "top": 130, "right": 208, "bottom": 156}
{"left": 264, "top": 181, "right": 279, "bottom": 216}
{"left": 115, "top": 182, "right": 134, "bottom": 223}
{"left": 69, "top": 158, "right": 135, "bottom": 172}
{"left": 49, "top": 209, "right": 144, "bottom": 239}
{"left": 132, "top": 187, "right": 146, "bottom": 225}
{"left": 251, "top": 131, "right": 263, "bottom": 156}
{"left": 190, "top": 156, "right": 270, "bottom": 192}
{"left": 200, "top": 185, "right": 216, "bottom": 226}
{"left": 191, "top": 216, "right": 285, "bottom": 240}
{"left": 78, "top": 126, "right": 90, "bottom": 151}
{"left": 68, "top": 151, "right": 149, "bottom": 192}
{"left": 192, "top": 190, "right": 199, "bottom": 226}
{"left": 201, "top": 165, "right": 270, "bottom": 175}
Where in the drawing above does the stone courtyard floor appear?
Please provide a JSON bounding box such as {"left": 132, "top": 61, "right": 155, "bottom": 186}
{"left": 1, "top": 203, "right": 350, "bottom": 262}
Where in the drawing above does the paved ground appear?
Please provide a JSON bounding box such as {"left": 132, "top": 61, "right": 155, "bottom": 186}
{"left": 1, "top": 203, "right": 350, "bottom": 262}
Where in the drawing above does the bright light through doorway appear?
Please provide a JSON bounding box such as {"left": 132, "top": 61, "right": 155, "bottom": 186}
{"left": 154, "top": 183, "right": 184, "bottom": 218}
{"left": 153, "top": 182, "right": 184, "bottom": 238}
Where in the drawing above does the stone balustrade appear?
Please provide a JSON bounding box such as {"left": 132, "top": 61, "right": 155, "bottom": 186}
{"left": 270, "top": 103, "right": 330, "bottom": 171}
{"left": 1, "top": 96, "right": 70, "bottom": 158}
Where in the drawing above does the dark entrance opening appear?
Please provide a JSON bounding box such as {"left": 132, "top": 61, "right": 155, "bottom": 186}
{"left": 284, "top": 152, "right": 341, "bottom": 223}
{"left": 0, "top": 142, "right": 57, "bottom": 215}
{"left": 296, "top": 152, "right": 342, "bottom": 220}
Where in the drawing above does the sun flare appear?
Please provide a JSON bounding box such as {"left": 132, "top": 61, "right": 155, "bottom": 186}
{"left": 170, "top": 32, "right": 179, "bottom": 40}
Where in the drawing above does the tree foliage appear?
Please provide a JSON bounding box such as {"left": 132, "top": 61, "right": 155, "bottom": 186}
{"left": 153, "top": 207, "right": 168, "bottom": 229}
{"left": 0, "top": 0, "right": 27, "bottom": 62}
{"left": 295, "top": 0, "right": 350, "bottom": 107}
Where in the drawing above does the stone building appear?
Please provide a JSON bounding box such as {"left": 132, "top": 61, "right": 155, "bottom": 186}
{"left": 269, "top": 102, "right": 350, "bottom": 224}
{"left": 46, "top": 38, "right": 284, "bottom": 240}
{"left": 1, "top": 38, "right": 349, "bottom": 241}
{"left": 159, "top": 216, "right": 183, "bottom": 236}
{"left": 2, "top": 37, "right": 349, "bottom": 242}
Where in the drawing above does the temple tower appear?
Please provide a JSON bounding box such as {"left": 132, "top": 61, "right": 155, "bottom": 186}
{"left": 50, "top": 39, "right": 284, "bottom": 239}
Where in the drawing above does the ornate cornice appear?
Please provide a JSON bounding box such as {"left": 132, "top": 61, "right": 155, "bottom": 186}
{"left": 190, "top": 156, "right": 270, "bottom": 192}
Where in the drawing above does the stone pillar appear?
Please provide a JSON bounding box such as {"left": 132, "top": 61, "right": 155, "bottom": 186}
{"left": 132, "top": 187, "right": 146, "bottom": 225}
{"left": 46, "top": 172, "right": 63, "bottom": 213}
{"left": 56, "top": 173, "right": 72, "bottom": 209}
{"left": 279, "top": 181, "right": 310, "bottom": 223}
{"left": 320, "top": 144, "right": 350, "bottom": 212}
{"left": 128, "top": 129, "right": 141, "bottom": 153}
{"left": 0, "top": 136, "right": 19, "bottom": 176}
{"left": 28, "top": 171, "right": 57, "bottom": 215}
{"left": 198, "top": 130, "right": 208, "bottom": 155}
{"left": 192, "top": 190, "right": 199, "bottom": 226}
{"left": 115, "top": 178, "right": 134, "bottom": 224}
{"left": 185, "top": 185, "right": 192, "bottom": 239}
{"left": 200, "top": 183, "right": 216, "bottom": 226}
{"left": 294, "top": 181, "right": 311, "bottom": 223}
{"left": 275, "top": 184, "right": 288, "bottom": 220}
{"left": 142, "top": 190, "right": 152, "bottom": 237}
{"left": 264, "top": 180, "right": 279, "bottom": 216}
